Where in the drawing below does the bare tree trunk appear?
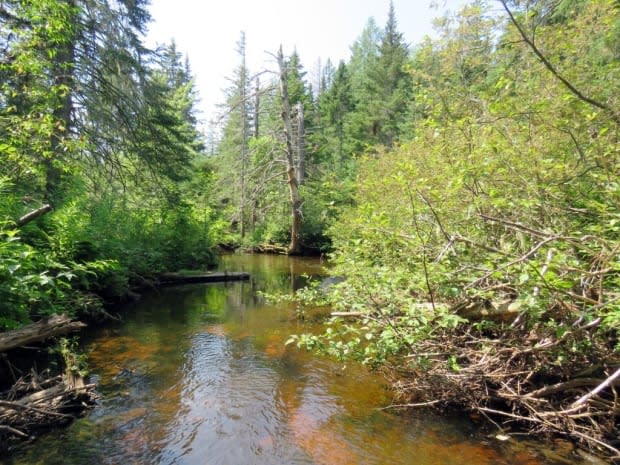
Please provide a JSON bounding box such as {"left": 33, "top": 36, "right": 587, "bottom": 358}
{"left": 254, "top": 76, "right": 260, "bottom": 138}
{"left": 276, "top": 46, "right": 302, "bottom": 255}
{"left": 295, "top": 102, "right": 306, "bottom": 184}
{"left": 237, "top": 32, "right": 249, "bottom": 238}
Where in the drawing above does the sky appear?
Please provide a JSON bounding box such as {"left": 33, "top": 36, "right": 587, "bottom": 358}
{"left": 145, "top": 0, "right": 468, "bottom": 126}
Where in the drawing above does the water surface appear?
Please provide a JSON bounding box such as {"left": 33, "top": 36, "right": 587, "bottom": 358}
{"left": 2, "top": 254, "right": 576, "bottom": 465}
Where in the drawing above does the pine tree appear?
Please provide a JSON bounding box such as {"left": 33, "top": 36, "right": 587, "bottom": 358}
{"left": 215, "top": 31, "right": 252, "bottom": 237}
{"left": 316, "top": 61, "right": 354, "bottom": 169}
{"left": 344, "top": 3, "right": 413, "bottom": 150}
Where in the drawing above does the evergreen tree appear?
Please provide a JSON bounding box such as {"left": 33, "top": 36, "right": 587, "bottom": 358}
{"left": 316, "top": 61, "right": 354, "bottom": 169}
{"left": 348, "top": 2, "right": 412, "bottom": 149}
{"left": 214, "top": 31, "right": 252, "bottom": 237}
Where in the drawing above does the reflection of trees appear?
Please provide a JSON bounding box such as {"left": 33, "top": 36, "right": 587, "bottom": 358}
{"left": 274, "top": 367, "right": 360, "bottom": 465}
{"left": 220, "top": 254, "right": 324, "bottom": 294}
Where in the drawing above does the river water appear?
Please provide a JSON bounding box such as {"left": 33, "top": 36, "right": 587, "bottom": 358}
{"left": 3, "top": 255, "right": 577, "bottom": 465}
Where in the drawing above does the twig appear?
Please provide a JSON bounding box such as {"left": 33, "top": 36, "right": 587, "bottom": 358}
{"left": 526, "top": 378, "right": 604, "bottom": 399}
{"left": 533, "top": 249, "right": 553, "bottom": 296}
{"left": 0, "top": 399, "right": 74, "bottom": 419}
{"left": 0, "top": 424, "right": 28, "bottom": 437}
{"left": 569, "top": 430, "right": 620, "bottom": 457}
{"left": 572, "top": 368, "right": 620, "bottom": 409}
{"left": 380, "top": 399, "right": 443, "bottom": 410}
{"left": 466, "top": 235, "right": 562, "bottom": 288}
{"left": 477, "top": 406, "right": 543, "bottom": 424}
{"left": 479, "top": 214, "right": 555, "bottom": 238}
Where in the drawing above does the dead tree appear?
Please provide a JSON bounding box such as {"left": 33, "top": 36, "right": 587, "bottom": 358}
{"left": 0, "top": 314, "right": 85, "bottom": 353}
{"left": 276, "top": 46, "right": 303, "bottom": 255}
{"left": 295, "top": 102, "right": 306, "bottom": 184}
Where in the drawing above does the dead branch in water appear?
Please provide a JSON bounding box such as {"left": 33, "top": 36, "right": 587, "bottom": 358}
{"left": 0, "top": 314, "right": 86, "bottom": 353}
{"left": 0, "top": 370, "right": 97, "bottom": 447}
{"left": 386, "top": 324, "right": 620, "bottom": 460}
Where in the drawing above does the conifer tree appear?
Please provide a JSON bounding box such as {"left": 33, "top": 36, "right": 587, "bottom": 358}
{"left": 349, "top": 2, "right": 412, "bottom": 149}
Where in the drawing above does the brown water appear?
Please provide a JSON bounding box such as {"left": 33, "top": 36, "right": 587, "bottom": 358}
{"left": 2, "top": 255, "right": 577, "bottom": 465}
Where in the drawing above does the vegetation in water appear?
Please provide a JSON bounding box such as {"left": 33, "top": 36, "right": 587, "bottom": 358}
{"left": 282, "top": 0, "right": 620, "bottom": 459}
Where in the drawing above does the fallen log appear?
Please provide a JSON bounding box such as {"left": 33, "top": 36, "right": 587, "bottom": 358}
{"left": 331, "top": 312, "right": 364, "bottom": 318}
{"left": 159, "top": 271, "right": 250, "bottom": 285}
{"left": 252, "top": 243, "right": 288, "bottom": 254}
{"left": 0, "top": 314, "right": 86, "bottom": 353}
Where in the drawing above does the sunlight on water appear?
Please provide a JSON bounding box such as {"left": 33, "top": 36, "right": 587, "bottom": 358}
{"left": 2, "top": 255, "right": 574, "bottom": 465}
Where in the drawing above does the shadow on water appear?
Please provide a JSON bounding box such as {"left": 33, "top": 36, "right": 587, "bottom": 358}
{"left": 2, "top": 254, "right": 578, "bottom": 465}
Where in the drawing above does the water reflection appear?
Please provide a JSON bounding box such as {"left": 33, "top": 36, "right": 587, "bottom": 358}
{"left": 3, "top": 254, "right": 569, "bottom": 465}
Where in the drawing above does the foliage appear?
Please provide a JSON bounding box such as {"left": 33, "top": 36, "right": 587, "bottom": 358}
{"left": 290, "top": 0, "right": 620, "bottom": 362}
{"left": 0, "top": 1, "right": 221, "bottom": 330}
{"left": 0, "top": 228, "right": 119, "bottom": 330}
{"left": 58, "top": 337, "right": 88, "bottom": 377}
{"left": 286, "top": 0, "right": 619, "bottom": 456}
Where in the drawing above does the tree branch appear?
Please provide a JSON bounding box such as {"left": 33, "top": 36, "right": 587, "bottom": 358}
{"left": 15, "top": 204, "right": 53, "bottom": 228}
{"left": 499, "top": 0, "right": 620, "bottom": 125}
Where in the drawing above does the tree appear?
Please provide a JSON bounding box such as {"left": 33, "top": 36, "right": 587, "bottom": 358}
{"left": 276, "top": 46, "right": 303, "bottom": 255}
{"left": 346, "top": 3, "right": 412, "bottom": 150}
{"left": 215, "top": 31, "right": 253, "bottom": 237}
{"left": 362, "top": 1, "right": 412, "bottom": 147}
{"left": 0, "top": 0, "right": 219, "bottom": 331}
{"left": 0, "top": 0, "right": 79, "bottom": 206}
{"left": 316, "top": 61, "right": 354, "bottom": 169}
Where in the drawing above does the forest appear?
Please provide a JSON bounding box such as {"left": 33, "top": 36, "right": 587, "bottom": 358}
{"left": 1, "top": 0, "right": 619, "bottom": 461}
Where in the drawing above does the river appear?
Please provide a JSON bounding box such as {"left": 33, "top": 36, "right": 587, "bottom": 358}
{"left": 2, "top": 254, "right": 577, "bottom": 465}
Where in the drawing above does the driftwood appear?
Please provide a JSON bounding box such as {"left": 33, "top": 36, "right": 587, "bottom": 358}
{"left": 15, "top": 204, "right": 53, "bottom": 228}
{"left": 0, "top": 316, "right": 96, "bottom": 449}
{"left": 386, "top": 321, "right": 620, "bottom": 460}
{"left": 453, "top": 298, "right": 522, "bottom": 322}
{"left": 0, "top": 314, "right": 86, "bottom": 353}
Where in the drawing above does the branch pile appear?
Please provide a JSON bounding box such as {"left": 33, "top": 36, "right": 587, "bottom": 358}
{"left": 0, "top": 315, "right": 97, "bottom": 450}
{"left": 0, "top": 370, "right": 97, "bottom": 445}
{"left": 386, "top": 320, "right": 620, "bottom": 460}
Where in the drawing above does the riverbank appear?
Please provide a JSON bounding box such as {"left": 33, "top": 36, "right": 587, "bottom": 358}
{"left": 289, "top": 275, "right": 620, "bottom": 462}
{"left": 3, "top": 254, "right": 569, "bottom": 465}
{"left": 0, "top": 262, "right": 249, "bottom": 451}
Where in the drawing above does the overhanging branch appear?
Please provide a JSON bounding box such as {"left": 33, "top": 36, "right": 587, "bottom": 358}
{"left": 499, "top": 0, "right": 620, "bottom": 125}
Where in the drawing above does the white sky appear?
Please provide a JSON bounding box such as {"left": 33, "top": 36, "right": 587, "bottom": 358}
{"left": 145, "top": 0, "right": 468, "bottom": 126}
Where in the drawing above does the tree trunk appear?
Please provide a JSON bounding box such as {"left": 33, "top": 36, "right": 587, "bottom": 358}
{"left": 254, "top": 76, "right": 260, "bottom": 138}
{"left": 0, "top": 314, "right": 85, "bottom": 353}
{"left": 295, "top": 102, "right": 306, "bottom": 184}
{"left": 276, "top": 46, "right": 302, "bottom": 255}
{"left": 238, "top": 32, "right": 249, "bottom": 238}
